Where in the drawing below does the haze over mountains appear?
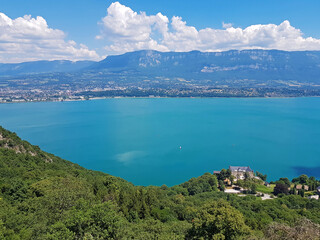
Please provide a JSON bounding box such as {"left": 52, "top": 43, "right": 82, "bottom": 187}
{"left": 1, "top": 49, "right": 320, "bottom": 85}
{"left": 2, "top": 49, "right": 320, "bottom": 102}
{"left": 0, "top": 60, "right": 95, "bottom": 76}
{"left": 88, "top": 50, "right": 320, "bottom": 84}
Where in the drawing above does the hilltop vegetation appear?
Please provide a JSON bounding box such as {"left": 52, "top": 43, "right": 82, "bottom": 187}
{"left": 0, "top": 126, "right": 320, "bottom": 239}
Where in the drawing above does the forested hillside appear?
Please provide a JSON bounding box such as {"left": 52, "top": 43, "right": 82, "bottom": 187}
{"left": 0, "top": 126, "right": 320, "bottom": 239}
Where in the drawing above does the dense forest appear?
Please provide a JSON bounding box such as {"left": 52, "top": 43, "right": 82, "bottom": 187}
{"left": 0, "top": 126, "right": 320, "bottom": 239}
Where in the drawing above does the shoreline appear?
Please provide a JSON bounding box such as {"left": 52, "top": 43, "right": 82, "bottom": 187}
{"left": 1, "top": 95, "right": 320, "bottom": 104}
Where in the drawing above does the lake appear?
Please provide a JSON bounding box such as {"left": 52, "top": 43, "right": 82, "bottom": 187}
{"left": 0, "top": 97, "right": 319, "bottom": 186}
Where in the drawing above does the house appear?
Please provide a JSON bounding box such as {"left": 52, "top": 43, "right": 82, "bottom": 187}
{"left": 296, "top": 184, "right": 303, "bottom": 190}
{"left": 213, "top": 171, "right": 221, "bottom": 175}
{"left": 304, "top": 185, "right": 309, "bottom": 191}
{"left": 317, "top": 186, "right": 320, "bottom": 193}
{"left": 308, "top": 195, "right": 319, "bottom": 200}
{"left": 229, "top": 166, "right": 254, "bottom": 181}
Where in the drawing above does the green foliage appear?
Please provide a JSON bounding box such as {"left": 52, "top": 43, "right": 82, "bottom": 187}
{"left": 298, "top": 189, "right": 305, "bottom": 197}
{"left": 277, "top": 178, "right": 291, "bottom": 187}
{"left": 255, "top": 184, "right": 274, "bottom": 194}
{"left": 217, "top": 169, "right": 231, "bottom": 181}
{"left": 292, "top": 174, "right": 308, "bottom": 184}
{"left": 64, "top": 202, "right": 129, "bottom": 239}
{"left": 218, "top": 180, "right": 225, "bottom": 191}
{"left": 292, "top": 175, "right": 320, "bottom": 191}
{"left": 180, "top": 172, "right": 218, "bottom": 195}
{"left": 236, "top": 178, "right": 262, "bottom": 194}
{"left": 46, "top": 222, "right": 75, "bottom": 240}
{"left": 187, "top": 200, "right": 250, "bottom": 239}
{"left": 0, "top": 126, "right": 320, "bottom": 239}
{"left": 273, "top": 183, "right": 289, "bottom": 196}
{"left": 256, "top": 171, "right": 267, "bottom": 181}
{"left": 250, "top": 184, "right": 257, "bottom": 194}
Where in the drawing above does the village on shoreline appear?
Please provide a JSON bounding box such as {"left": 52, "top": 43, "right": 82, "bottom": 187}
{"left": 1, "top": 86, "right": 320, "bottom": 103}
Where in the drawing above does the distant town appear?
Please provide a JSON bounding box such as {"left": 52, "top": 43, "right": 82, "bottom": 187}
{"left": 1, "top": 86, "right": 320, "bottom": 103}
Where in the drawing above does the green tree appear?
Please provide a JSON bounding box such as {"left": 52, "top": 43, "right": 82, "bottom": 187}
{"left": 277, "top": 178, "right": 291, "bottom": 187}
{"left": 46, "top": 222, "right": 75, "bottom": 240}
{"left": 292, "top": 175, "right": 308, "bottom": 185}
{"left": 244, "top": 172, "right": 250, "bottom": 180}
{"left": 218, "top": 180, "right": 225, "bottom": 191}
{"left": 298, "top": 189, "right": 305, "bottom": 197}
{"left": 187, "top": 200, "right": 250, "bottom": 239}
{"left": 218, "top": 169, "right": 231, "bottom": 181}
{"left": 273, "top": 183, "right": 289, "bottom": 196}
{"left": 250, "top": 184, "right": 257, "bottom": 194}
{"left": 256, "top": 171, "right": 267, "bottom": 181}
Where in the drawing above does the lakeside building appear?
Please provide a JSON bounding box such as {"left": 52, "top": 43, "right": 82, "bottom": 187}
{"left": 229, "top": 166, "right": 254, "bottom": 181}
{"left": 295, "top": 185, "right": 309, "bottom": 191}
{"left": 213, "top": 166, "right": 255, "bottom": 181}
{"left": 308, "top": 195, "right": 319, "bottom": 200}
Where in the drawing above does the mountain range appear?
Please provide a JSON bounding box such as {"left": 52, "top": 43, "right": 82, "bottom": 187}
{"left": 89, "top": 50, "right": 320, "bottom": 83}
{"left": 0, "top": 60, "right": 94, "bottom": 76}
{"left": 2, "top": 50, "right": 320, "bottom": 90}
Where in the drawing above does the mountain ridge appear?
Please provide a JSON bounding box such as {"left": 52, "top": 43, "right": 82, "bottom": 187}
{"left": 0, "top": 60, "right": 95, "bottom": 76}
{"left": 2, "top": 49, "right": 320, "bottom": 83}
{"left": 87, "top": 49, "right": 320, "bottom": 83}
{"left": 2, "top": 49, "right": 320, "bottom": 102}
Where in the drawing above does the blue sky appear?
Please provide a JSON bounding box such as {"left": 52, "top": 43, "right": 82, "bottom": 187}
{"left": 1, "top": 0, "right": 320, "bottom": 62}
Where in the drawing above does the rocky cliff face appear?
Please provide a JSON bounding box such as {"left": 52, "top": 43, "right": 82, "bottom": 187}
{"left": 0, "top": 126, "right": 52, "bottom": 162}
{"left": 88, "top": 49, "right": 320, "bottom": 83}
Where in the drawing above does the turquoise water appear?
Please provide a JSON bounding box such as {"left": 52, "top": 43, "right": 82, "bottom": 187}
{"left": 0, "top": 98, "right": 319, "bottom": 186}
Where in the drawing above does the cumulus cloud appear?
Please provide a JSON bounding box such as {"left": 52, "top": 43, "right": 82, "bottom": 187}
{"left": 98, "top": 2, "right": 320, "bottom": 54}
{"left": 0, "top": 13, "right": 100, "bottom": 63}
{"left": 97, "top": 2, "right": 169, "bottom": 53}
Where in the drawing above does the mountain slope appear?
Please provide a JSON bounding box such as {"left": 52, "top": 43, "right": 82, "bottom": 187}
{"left": 89, "top": 49, "right": 320, "bottom": 83}
{"left": 0, "top": 60, "right": 95, "bottom": 76}
{"left": 2, "top": 50, "right": 320, "bottom": 93}
{"left": 0, "top": 126, "right": 320, "bottom": 239}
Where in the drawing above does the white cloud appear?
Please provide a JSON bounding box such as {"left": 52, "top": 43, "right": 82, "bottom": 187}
{"left": 97, "top": 2, "right": 169, "bottom": 53}
{"left": 222, "top": 22, "right": 233, "bottom": 29}
{"left": 0, "top": 13, "right": 100, "bottom": 63}
{"left": 98, "top": 2, "right": 320, "bottom": 54}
